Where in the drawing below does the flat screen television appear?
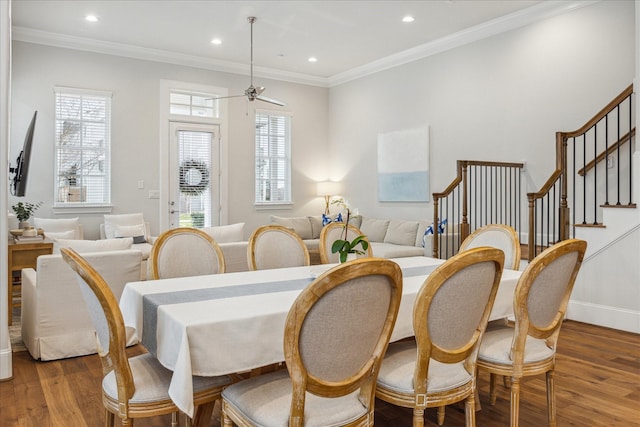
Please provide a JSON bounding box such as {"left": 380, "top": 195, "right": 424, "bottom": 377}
{"left": 10, "top": 110, "right": 37, "bottom": 197}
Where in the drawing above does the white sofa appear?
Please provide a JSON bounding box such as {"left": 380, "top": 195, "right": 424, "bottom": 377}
{"left": 270, "top": 215, "right": 436, "bottom": 259}
{"left": 21, "top": 249, "right": 142, "bottom": 361}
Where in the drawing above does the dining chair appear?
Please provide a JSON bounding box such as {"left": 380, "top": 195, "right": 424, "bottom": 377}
{"left": 149, "top": 227, "right": 225, "bottom": 279}
{"left": 319, "top": 222, "right": 373, "bottom": 264}
{"left": 221, "top": 257, "right": 403, "bottom": 426}
{"left": 459, "top": 223, "right": 521, "bottom": 270}
{"left": 247, "top": 224, "right": 310, "bottom": 270}
{"left": 477, "top": 238, "right": 587, "bottom": 427}
{"left": 375, "top": 246, "right": 505, "bottom": 427}
{"left": 60, "top": 247, "right": 232, "bottom": 427}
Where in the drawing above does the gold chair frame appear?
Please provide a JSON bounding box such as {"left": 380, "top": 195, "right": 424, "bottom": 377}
{"left": 149, "top": 227, "right": 226, "bottom": 280}
{"left": 477, "top": 239, "right": 587, "bottom": 427}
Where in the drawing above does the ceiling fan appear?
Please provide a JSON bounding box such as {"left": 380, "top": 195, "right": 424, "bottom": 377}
{"left": 216, "top": 16, "right": 287, "bottom": 107}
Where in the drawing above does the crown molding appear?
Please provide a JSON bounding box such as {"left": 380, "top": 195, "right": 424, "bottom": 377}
{"left": 11, "top": 26, "right": 329, "bottom": 88}
{"left": 328, "top": 0, "right": 599, "bottom": 87}
{"left": 12, "top": 1, "right": 599, "bottom": 90}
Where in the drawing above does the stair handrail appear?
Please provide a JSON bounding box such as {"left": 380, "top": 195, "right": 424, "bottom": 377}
{"left": 527, "top": 84, "right": 634, "bottom": 260}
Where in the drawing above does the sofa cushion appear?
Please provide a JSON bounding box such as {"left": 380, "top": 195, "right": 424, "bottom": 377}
{"left": 371, "top": 242, "right": 425, "bottom": 259}
{"left": 348, "top": 215, "right": 363, "bottom": 229}
{"left": 112, "top": 223, "right": 147, "bottom": 244}
{"left": 270, "top": 216, "right": 313, "bottom": 240}
{"left": 33, "top": 217, "right": 82, "bottom": 240}
{"left": 201, "top": 223, "right": 245, "bottom": 243}
{"left": 360, "top": 217, "right": 390, "bottom": 242}
{"left": 52, "top": 238, "right": 133, "bottom": 254}
{"left": 44, "top": 229, "right": 77, "bottom": 240}
{"left": 384, "top": 220, "right": 420, "bottom": 246}
{"left": 308, "top": 216, "right": 323, "bottom": 239}
{"left": 104, "top": 213, "right": 149, "bottom": 240}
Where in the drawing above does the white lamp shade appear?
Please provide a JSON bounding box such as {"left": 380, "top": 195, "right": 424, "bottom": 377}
{"left": 317, "top": 181, "right": 341, "bottom": 196}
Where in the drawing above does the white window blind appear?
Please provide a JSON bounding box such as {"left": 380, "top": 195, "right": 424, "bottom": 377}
{"left": 170, "top": 91, "right": 218, "bottom": 118}
{"left": 255, "top": 111, "right": 291, "bottom": 204}
{"left": 54, "top": 88, "right": 111, "bottom": 206}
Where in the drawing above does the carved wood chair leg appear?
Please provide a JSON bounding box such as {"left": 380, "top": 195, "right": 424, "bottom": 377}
{"left": 221, "top": 401, "right": 233, "bottom": 427}
{"left": 503, "top": 375, "right": 511, "bottom": 388}
{"left": 465, "top": 394, "right": 476, "bottom": 427}
{"left": 490, "top": 373, "right": 498, "bottom": 405}
{"left": 412, "top": 408, "right": 425, "bottom": 427}
{"left": 105, "top": 409, "right": 115, "bottom": 427}
{"left": 437, "top": 406, "right": 445, "bottom": 425}
{"left": 171, "top": 411, "right": 179, "bottom": 427}
{"left": 547, "top": 369, "right": 556, "bottom": 427}
{"left": 509, "top": 377, "right": 521, "bottom": 427}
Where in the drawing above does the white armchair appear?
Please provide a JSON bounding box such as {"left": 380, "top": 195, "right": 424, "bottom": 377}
{"left": 21, "top": 249, "right": 142, "bottom": 360}
{"left": 99, "top": 213, "right": 156, "bottom": 278}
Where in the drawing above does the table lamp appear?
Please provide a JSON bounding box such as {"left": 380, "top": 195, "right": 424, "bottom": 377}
{"left": 317, "top": 181, "right": 341, "bottom": 215}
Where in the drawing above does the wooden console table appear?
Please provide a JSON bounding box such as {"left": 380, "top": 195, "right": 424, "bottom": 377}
{"left": 7, "top": 239, "right": 53, "bottom": 325}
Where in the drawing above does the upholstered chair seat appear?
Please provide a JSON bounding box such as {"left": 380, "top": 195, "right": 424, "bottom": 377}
{"left": 478, "top": 326, "right": 555, "bottom": 364}
{"left": 377, "top": 341, "right": 473, "bottom": 395}
{"left": 222, "top": 369, "right": 368, "bottom": 427}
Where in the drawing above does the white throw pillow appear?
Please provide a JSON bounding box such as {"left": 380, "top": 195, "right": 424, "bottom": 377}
{"left": 104, "top": 213, "right": 147, "bottom": 240}
{"left": 44, "top": 229, "right": 77, "bottom": 240}
{"left": 113, "top": 223, "right": 147, "bottom": 244}
{"left": 359, "top": 217, "right": 390, "bottom": 242}
{"left": 383, "top": 220, "right": 420, "bottom": 246}
{"left": 52, "top": 237, "right": 133, "bottom": 254}
{"left": 34, "top": 217, "right": 81, "bottom": 239}
{"left": 201, "top": 223, "right": 245, "bottom": 243}
{"left": 270, "top": 216, "right": 313, "bottom": 239}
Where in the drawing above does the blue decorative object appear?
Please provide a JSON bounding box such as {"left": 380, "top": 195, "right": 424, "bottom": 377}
{"left": 322, "top": 213, "right": 343, "bottom": 226}
{"left": 422, "top": 225, "right": 433, "bottom": 247}
{"left": 422, "top": 219, "right": 447, "bottom": 247}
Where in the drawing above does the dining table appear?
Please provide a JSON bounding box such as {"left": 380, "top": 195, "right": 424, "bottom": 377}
{"left": 119, "top": 255, "right": 521, "bottom": 420}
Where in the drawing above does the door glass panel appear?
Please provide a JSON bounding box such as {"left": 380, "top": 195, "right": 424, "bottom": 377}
{"left": 175, "top": 129, "right": 214, "bottom": 228}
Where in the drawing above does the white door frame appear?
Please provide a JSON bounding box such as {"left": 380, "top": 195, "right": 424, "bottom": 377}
{"left": 159, "top": 80, "right": 228, "bottom": 231}
{"left": 168, "top": 122, "right": 220, "bottom": 228}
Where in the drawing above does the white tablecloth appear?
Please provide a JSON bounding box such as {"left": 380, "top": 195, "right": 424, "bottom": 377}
{"left": 119, "top": 256, "right": 520, "bottom": 417}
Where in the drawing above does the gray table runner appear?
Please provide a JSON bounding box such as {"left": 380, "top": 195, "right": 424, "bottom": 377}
{"left": 141, "top": 263, "right": 438, "bottom": 355}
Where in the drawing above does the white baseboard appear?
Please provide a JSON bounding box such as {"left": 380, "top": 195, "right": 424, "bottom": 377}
{"left": 0, "top": 340, "right": 12, "bottom": 380}
{"left": 567, "top": 300, "right": 640, "bottom": 334}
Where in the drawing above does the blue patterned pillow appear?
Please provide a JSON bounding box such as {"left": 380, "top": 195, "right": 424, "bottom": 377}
{"left": 322, "top": 213, "right": 343, "bottom": 226}
{"left": 422, "top": 219, "right": 447, "bottom": 247}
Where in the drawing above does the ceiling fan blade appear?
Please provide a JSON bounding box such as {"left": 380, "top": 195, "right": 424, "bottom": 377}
{"left": 256, "top": 95, "right": 287, "bottom": 107}
{"left": 207, "top": 94, "right": 246, "bottom": 101}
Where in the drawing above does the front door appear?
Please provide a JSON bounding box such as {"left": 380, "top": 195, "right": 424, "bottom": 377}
{"left": 168, "top": 122, "right": 220, "bottom": 228}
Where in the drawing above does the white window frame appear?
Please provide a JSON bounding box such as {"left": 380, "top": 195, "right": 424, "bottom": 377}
{"left": 53, "top": 86, "right": 112, "bottom": 211}
{"left": 254, "top": 110, "right": 292, "bottom": 207}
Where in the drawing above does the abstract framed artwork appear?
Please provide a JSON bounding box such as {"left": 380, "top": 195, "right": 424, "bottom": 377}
{"left": 377, "top": 126, "right": 429, "bottom": 202}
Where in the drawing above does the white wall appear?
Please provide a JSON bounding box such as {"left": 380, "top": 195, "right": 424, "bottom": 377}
{"left": 10, "top": 42, "right": 330, "bottom": 239}
{"left": 328, "top": 0, "right": 635, "bottom": 221}
{"left": 1, "top": 0, "right": 13, "bottom": 380}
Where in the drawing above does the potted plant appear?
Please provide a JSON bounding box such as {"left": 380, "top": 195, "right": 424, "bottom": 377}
{"left": 11, "top": 201, "right": 43, "bottom": 228}
{"left": 330, "top": 198, "right": 369, "bottom": 263}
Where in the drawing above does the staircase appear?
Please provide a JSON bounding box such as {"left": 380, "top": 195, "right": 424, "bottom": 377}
{"left": 433, "top": 84, "right": 638, "bottom": 333}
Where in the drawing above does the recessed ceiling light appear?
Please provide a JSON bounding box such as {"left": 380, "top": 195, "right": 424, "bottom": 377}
{"left": 85, "top": 15, "right": 99, "bottom": 23}
{"left": 308, "top": 57, "right": 318, "bottom": 63}
{"left": 211, "top": 38, "right": 222, "bottom": 45}
{"left": 402, "top": 16, "right": 415, "bottom": 23}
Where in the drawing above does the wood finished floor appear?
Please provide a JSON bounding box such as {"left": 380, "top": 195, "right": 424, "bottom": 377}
{"left": 1, "top": 320, "right": 639, "bottom": 426}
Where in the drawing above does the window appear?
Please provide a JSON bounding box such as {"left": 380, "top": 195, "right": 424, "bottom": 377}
{"left": 170, "top": 91, "right": 218, "bottom": 118}
{"left": 255, "top": 111, "right": 291, "bottom": 205}
{"left": 54, "top": 87, "right": 111, "bottom": 206}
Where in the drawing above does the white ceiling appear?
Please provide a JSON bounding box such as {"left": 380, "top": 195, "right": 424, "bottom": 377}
{"left": 11, "top": 1, "right": 591, "bottom": 86}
